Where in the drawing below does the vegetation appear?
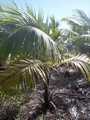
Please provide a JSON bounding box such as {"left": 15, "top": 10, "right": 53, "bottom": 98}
{"left": 0, "top": 2, "right": 90, "bottom": 120}
{"left": 62, "top": 9, "right": 90, "bottom": 55}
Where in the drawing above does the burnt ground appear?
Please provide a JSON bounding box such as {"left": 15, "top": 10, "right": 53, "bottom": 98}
{"left": 44, "top": 64, "right": 90, "bottom": 120}
{"left": 0, "top": 64, "right": 90, "bottom": 120}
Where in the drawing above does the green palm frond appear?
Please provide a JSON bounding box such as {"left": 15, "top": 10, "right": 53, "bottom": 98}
{"left": 0, "top": 3, "right": 60, "bottom": 62}
{"left": 63, "top": 55, "right": 90, "bottom": 81}
{"left": 7, "top": 26, "right": 59, "bottom": 61}
{"left": 49, "top": 16, "right": 60, "bottom": 40}
{"left": 0, "top": 3, "right": 37, "bottom": 25}
{"left": 0, "top": 59, "right": 49, "bottom": 92}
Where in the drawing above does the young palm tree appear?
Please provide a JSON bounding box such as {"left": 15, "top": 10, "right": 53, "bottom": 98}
{"left": 19, "top": 54, "right": 90, "bottom": 120}
{"left": 0, "top": 3, "right": 60, "bottom": 63}
{"left": 0, "top": 2, "right": 62, "bottom": 94}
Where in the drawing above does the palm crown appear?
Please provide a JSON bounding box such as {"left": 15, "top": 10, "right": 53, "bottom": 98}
{"left": 0, "top": 3, "right": 60, "bottom": 62}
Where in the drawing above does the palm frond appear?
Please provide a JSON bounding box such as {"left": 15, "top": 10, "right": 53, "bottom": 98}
{"left": 63, "top": 55, "right": 90, "bottom": 81}
{"left": 0, "top": 3, "right": 60, "bottom": 61}
{"left": 75, "top": 9, "right": 90, "bottom": 25}
{"left": 0, "top": 59, "right": 49, "bottom": 92}
{"left": 0, "top": 5, "right": 37, "bottom": 27}
{"left": 6, "top": 26, "right": 59, "bottom": 61}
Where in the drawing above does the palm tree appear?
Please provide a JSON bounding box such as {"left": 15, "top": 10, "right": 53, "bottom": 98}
{"left": 0, "top": 4, "right": 90, "bottom": 119}
{"left": 0, "top": 2, "right": 61, "bottom": 93}
{"left": 19, "top": 54, "right": 90, "bottom": 120}
{"left": 62, "top": 9, "right": 90, "bottom": 54}
{"left": 0, "top": 3, "right": 60, "bottom": 64}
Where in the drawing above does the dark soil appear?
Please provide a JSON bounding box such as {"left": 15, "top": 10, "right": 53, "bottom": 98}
{"left": 1, "top": 64, "right": 90, "bottom": 120}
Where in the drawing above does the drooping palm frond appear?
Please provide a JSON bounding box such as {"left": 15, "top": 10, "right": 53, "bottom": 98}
{"left": 0, "top": 3, "right": 60, "bottom": 62}
{"left": 5, "top": 25, "right": 59, "bottom": 61}
{"left": 0, "top": 3, "right": 37, "bottom": 27}
{"left": 62, "top": 55, "right": 90, "bottom": 81}
{"left": 0, "top": 59, "right": 49, "bottom": 93}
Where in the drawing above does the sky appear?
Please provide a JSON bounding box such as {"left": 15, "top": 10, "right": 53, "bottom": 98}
{"left": 0, "top": 0, "right": 90, "bottom": 28}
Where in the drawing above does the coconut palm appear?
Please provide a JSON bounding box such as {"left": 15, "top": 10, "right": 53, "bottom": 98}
{"left": 0, "top": 3, "right": 60, "bottom": 63}
{"left": 62, "top": 9, "right": 90, "bottom": 54}
{"left": 0, "top": 3, "right": 90, "bottom": 95}
{"left": 0, "top": 2, "right": 61, "bottom": 93}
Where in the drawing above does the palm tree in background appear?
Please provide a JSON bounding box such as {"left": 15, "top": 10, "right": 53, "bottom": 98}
{"left": 49, "top": 16, "right": 60, "bottom": 40}
{"left": 62, "top": 9, "right": 90, "bottom": 54}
